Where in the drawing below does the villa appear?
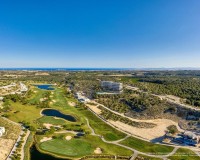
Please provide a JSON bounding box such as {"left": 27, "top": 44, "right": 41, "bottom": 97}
{"left": 0, "top": 127, "right": 5, "bottom": 137}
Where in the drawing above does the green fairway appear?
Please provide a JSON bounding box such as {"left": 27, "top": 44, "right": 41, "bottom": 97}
{"left": 37, "top": 116, "right": 67, "bottom": 125}
{"left": 8, "top": 102, "right": 41, "bottom": 127}
{"left": 169, "top": 148, "right": 199, "bottom": 160}
{"left": 83, "top": 135, "right": 133, "bottom": 156}
{"left": 28, "top": 87, "right": 48, "bottom": 104}
{"left": 38, "top": 135, "right": 133, "bottom": 158}
{"left": 40, "top": 138, "right": 93, "bottom": 157}
{"left": 81, "top": 110, "right": 126, "bottom": 141}
{"left": 120, "top": 137, "right": 174, "bottom": 154}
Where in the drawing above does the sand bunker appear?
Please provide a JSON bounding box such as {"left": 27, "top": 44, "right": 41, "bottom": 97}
{"left": 43, "top": 123, "right": 61, "bottom": 129}
{"left": 40, "top": 98, "right": 47, "bottom": 102}
{"left": 65, "top": 136, "right": 72, "bottom": 141}
{"left": 40, "top": 137, "right": 52, "bottom": 143}
{"left": 94, "top": 147, "right": 102, "bottom": 154}
{"left": 68, "top": 101, "right": 76, "bottom": 107}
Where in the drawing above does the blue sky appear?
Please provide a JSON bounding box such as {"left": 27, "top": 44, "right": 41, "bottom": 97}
{"left": 0, "top": 0, "right": 200, "bottom": 68}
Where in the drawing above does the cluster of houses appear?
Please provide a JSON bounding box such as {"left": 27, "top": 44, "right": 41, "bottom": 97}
{"left": 0, "top": 127, "right": 5, "bottom": 137}
{"left": 165, "top": 131, "right": 200, "bottom": 147}
{"left": 0, "top": 82, "right": 28, "bottom": 96}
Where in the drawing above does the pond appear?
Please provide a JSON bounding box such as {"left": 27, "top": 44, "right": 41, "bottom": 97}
{"left": 35, "top": 84, "right": 55, "bottom": 90}
{"left": 30, "top": 145, "right": 70, "bottom": 160}
{"left": 41, "top": 109, "right": 76, "bottom": 122}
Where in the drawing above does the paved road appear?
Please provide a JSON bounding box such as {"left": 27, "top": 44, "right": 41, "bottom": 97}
{"left": 130, "top": 152, "right": 138, "bottom": 160}
{"left": 85, "top": 118, "right": 180, "bottom": 159}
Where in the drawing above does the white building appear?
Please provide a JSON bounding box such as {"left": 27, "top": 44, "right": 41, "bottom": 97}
{"left": 0, "top": 127, "right": 5, "bottom": 137}
{"left": 20, "top": 82, "right": 28, "bottom": 92}
{"left": 75, "top": 92, "right": 90, "bottom": 103}
{"left": 101, "top": 81, "right": 123, "bottom": 92}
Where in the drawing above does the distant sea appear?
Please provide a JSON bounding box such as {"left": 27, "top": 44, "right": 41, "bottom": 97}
{"left": 0, "top": 68, "right": 133, "bottom": 71}
{"left": 0, "top": 68, "right": 200, "bottom": 71}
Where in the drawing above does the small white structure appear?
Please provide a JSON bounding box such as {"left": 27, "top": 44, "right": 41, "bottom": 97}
{"left": 0, "top": 127, "right": 5, "bottom": 137}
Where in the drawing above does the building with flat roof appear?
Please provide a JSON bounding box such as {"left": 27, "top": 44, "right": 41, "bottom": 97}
{"left": 101, "top": 81, "right": 123, "bottom": 92}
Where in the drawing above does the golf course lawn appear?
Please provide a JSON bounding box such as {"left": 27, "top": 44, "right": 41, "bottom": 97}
{"left": 11, "top": 86, "right": 177, "bottom": 159}
{"left": 38, "top": 135, "right": 133, "bottom": 158}
{"left": 120, "top": 137, "right": 174, "bottom": 154}
{"left": 81, "top": 109, "right": 126, "bottom": 141}
{"left": 50, "top": 88, "right": 127, "bottom": 141}
{"left": 37, "top": 116, "right": 68, "bottom": 125}
{"left": 8, "top": 102, "right": 41, "bottom": 127}
{"left": 28, "top": 88, "right": 48, "bottom": 104}
{"left": 40, "top": 138, "right": 93, "bottom": 157}
{"left": 169, "top": 148, "right": 199, "bottom": 160}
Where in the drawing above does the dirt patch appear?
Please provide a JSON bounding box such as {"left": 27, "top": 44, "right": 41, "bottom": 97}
{"left": 94, "top": 147, "right": 102, "bottom": 154}
{"left": 40, "top": 137, "right": 52, "bottom": 143}
{"left": 86, "top": 104, "right": 102, "bottom": 114}
{"left": 109, "top": 120, "right": 183, "bottom": 141}
{"left": 0, "top": 139, "right": 15, "bottom": 160}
